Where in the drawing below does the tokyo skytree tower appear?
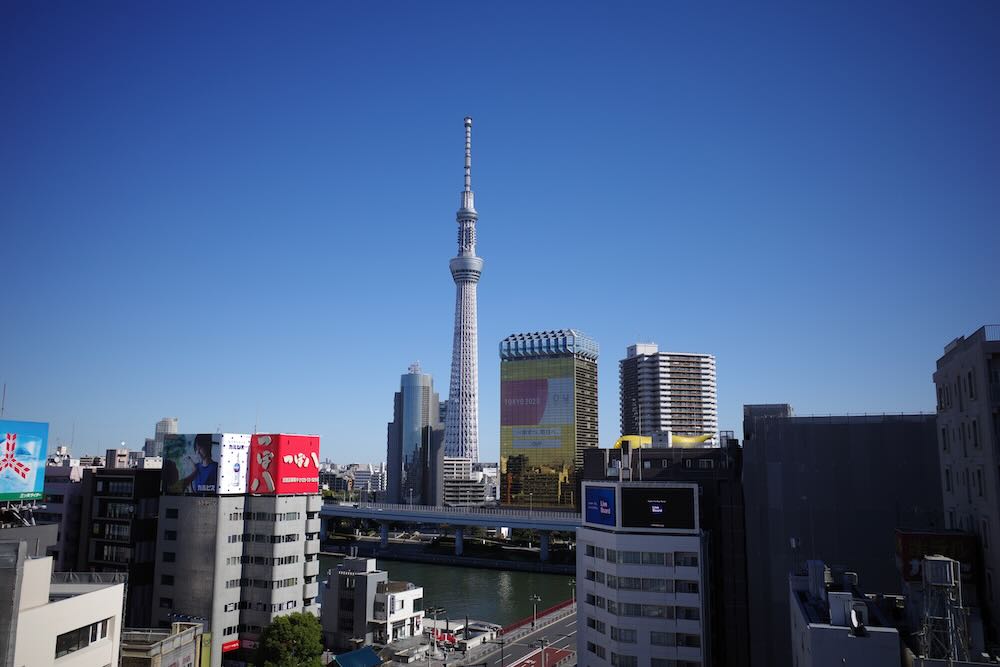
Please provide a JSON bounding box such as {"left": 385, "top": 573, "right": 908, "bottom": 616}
{"left": 444, "top": 116, "right": 482, "bottom": 461}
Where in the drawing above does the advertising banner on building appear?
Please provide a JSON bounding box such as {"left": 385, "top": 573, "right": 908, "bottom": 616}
{"left": 217, "top": 433, "right": 250, "bottom": 494}
{"left": 500, "top": 357, "right": 577, "bottom": 507}
{"left": 620, "top": 485, "right": 698, "bottom": 532}
{"left": 584, "top": 485, "right": 617, "bottom": 527}
{"left": 161, "top": 433, "right": 249, "bottom": 495}
{"left": 249, "top": 434, "right": 320, "bottom": 495}
{"left": 0, "top": 420, "right": 48, "bottom": 501}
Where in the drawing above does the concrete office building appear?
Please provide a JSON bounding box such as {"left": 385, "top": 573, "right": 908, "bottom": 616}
{"left": 321, "top": 556, "right": 425, "bottom": 650}
{"left": 76, "top": 467, "right": 161, "bottom": 627}
{"left": 583, "top": 435, "right": 749, "bottom": 667}
{"left": 153, "top": 493, "right": 323, "bottom": 664}
{"left": 322, "top": 556, "right": 389, "bottom": 650}
{"left": 788, "top": 561, "right": 900, "bottom": 667}
{"left": 743, "top": 409, "right": 944, "bottom": 667}
{"left": 36, "top": 465, "right": 87, "bottom": 570}
{"left": 933, "top": 325, "right": 1000, "bottom": 638}
{"left": 0, "top": 542, "right": 125, "bottom": 667}
{"left": 386, "top": 364, "right": 445, "bottom": 505}
{"left": 500, "top": 330, "right": 599, "bottom": 509}
{"left": 620, "top": 344, "right": 717, "bottom": 443}
{"left": 577, "top": 480, "right": 707, "bottom": 667}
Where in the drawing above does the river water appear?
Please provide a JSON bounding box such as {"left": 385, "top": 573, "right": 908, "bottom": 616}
{"left": 319, "top": 555, "right": 573, "bottom": 627}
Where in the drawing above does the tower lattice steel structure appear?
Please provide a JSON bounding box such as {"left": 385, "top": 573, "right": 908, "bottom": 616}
{"left": 444, "top": 116, "right": 482, "bottom": 461}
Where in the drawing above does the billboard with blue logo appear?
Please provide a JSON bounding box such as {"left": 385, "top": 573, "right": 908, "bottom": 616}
{"left": 584, "top": 485, "right": 617, "bottom": 527}
{"left": 0, "top": 420, "right": 48, "bottom": 501}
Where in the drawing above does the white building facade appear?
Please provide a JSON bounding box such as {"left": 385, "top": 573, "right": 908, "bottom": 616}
{"left": 577, "top": 481, "right": 708, "bottom": 667}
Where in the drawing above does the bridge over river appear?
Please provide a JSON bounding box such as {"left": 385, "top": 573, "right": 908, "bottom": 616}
{"left": 320, "top": 501, "right": 581, "bottom": 560}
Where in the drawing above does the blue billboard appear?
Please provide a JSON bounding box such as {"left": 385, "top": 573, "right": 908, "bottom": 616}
{"left": 0, "top": 420, "right": 48, "bottom": 501}
{"left": 585, "top": 485, "right": 616, "bottom": 526}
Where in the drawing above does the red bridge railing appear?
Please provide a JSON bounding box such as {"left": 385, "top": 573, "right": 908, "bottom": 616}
{"left": 500, "top": 598, "right": 574, "bottom": 635}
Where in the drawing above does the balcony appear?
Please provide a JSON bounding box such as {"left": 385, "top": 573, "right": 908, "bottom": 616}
{"left": 304, "top": 559, "right": 320, "bottom": 577}
{"left": 305, "top": 518, "right": 321, "bottom": 534}
{"left": 304, "top": 540, "right": 319, "bottom": 555}
{"left": 303, "top": 581, "right": 319, "bottom": 600}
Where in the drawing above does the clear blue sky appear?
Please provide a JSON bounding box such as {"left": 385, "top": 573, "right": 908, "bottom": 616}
{"left": 2, "top": 2, "right": 997, "bottom": 462}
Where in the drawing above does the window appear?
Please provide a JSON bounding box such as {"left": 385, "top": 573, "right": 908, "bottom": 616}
{"left": 973, "top": 420, "right": 980, "bottom": 448}
{"left": 610, "top": 627, "right": 636, "bottom": 643}
{"left": 945, "top": 468, "right": 953, "bottom": 493}
{"left": 620, "top": 551, "right": 641, "bottom": 564}
{"left": 164, "top": 530, "right": 177, "bottom": 541}
{"left": 969, "top": 370, "right": 976, "bottom": 399}
{"left": 642, "top": 552, "right": 665, "bottom": 565}
{"left": 651, "top": 631, "right": 676, "bottom": 646}
{"left": 159, "top": 597, "right": 173, "bottom": 608}
{"left": 982, "top": 519, "right": 990, "bottom": 552}
{"left": 586, "top": 617, "right": 606, "bottom": 633}
{"left": 586, "top": 544, "right": 595, "bottom": 557}
{"left": 610, "top": 652, "right": 638, "bottom": 667}
{"left": 677, "top": 580, "right": 699, "bottom": 594}
{"left": 678, "top": 633, "right": 701, "bottom": 648}
{"left": 161, "top": 574, "right": 174, "bottom": 586}
{"left": 677, "top": 606, "right": 700, "bottom": 620}
{"left": 595, "top": 547, "right": 605, "bottom": 558}
{"left": 162, "top": 552, "right": 175, "bottom": 563}
{"left": 978, "top": 468, "right": 985, "bottom": 497}
{"left": 676, "top": 552, "right": 698, "bottom": 567}
{"left": 165, "top": 508, "right": 178, "bottom": 519}
{"left": 586, "top": 642, "right": 606, "bottom": 659}
{"left": 941, "top": 428, "right": 949, "bottom": 451}
{"left": 55, "top": 619, "right": 111, "bottom": 658}
{"left": 606, "top": 549, "right": 617, "bottom": 563}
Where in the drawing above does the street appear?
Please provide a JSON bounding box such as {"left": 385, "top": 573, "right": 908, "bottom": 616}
{"left": 424, "top": 610, "right": 577, "bottom": 667}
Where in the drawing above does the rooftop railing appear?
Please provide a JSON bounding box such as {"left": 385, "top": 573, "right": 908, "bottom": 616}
{"left": 51, "top": 571, "right": 128, "bottom": 585}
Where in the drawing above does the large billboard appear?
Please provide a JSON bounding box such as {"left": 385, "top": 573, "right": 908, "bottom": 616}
{"left": 249, "top": 434, "right": 320, "bottom": 495}
{"left": 161, "top": 433, "right": 249, "bottom": 495}
{"left": 584, "top": 485, "right": 617, "bottom": 527}
{"left": 0, "top": 420, "right": 48, "bottom": 501}
{"left": 500, "top": 357, "right": 576, "bottom": 507}
{"left": 621, "top": 486, "right": 697, "bottom": 531}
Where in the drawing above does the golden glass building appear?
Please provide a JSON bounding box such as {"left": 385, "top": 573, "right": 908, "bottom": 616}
{"left": 499, "top": 330, "right": 598, "bottom": 509}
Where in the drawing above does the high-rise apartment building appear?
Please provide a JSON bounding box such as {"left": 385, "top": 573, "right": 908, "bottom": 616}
{"left": 386, "top": 365, "right": 444, "bottom": 505}
{"left": 499, "top": 330, "right": 599, "bottom": 509}
{"left": 152, "top": 433, "right": 322, "bottom": 665}
{"left": 620, "top": 344, "right": 717, "bottom": 442}
{"left": 577, "top": 480, "right": 707, "bottom": 667}
{"left": 933, "top": 324, "right": 1000, "bottom": 637}
{"left": 742, "top": 410, "right": 944, "bottom": 667}
{"left": 444, "top": 117, "right": 483, "bottom": 462}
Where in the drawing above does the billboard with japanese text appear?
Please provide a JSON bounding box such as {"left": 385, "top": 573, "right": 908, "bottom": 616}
{"left": 0, "top": 420, "right": 48, "bottom": 501}
{"left": 249, "top": 434, "right": 320, "bottom": 495}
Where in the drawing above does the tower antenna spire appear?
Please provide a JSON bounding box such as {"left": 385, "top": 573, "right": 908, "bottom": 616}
{"left": 464, "top": 116, "right": 472, "bottom": 192}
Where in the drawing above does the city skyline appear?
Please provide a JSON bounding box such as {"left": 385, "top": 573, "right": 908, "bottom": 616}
{"left": 3, "top": 3, "right": 998, "bottom": 462}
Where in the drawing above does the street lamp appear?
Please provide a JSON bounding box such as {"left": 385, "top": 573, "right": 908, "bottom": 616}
{"left": 427, "top": 605, "right": 446, "bottom": 660}
{"left": 529, "top": 593, "right": 541, "bottom": 628}
{"left": 568, "top": 578, "right": 576, "bottom": 604}
{"left": 536, "top": 638, "right": 549, "bottom": 667}
{"left": 529, "top": 492, "right": 533, "bottom": 514}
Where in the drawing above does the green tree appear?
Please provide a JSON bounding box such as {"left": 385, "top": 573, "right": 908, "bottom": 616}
{"left": 257, "top": 612, "right": 324, "bottom": 667}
